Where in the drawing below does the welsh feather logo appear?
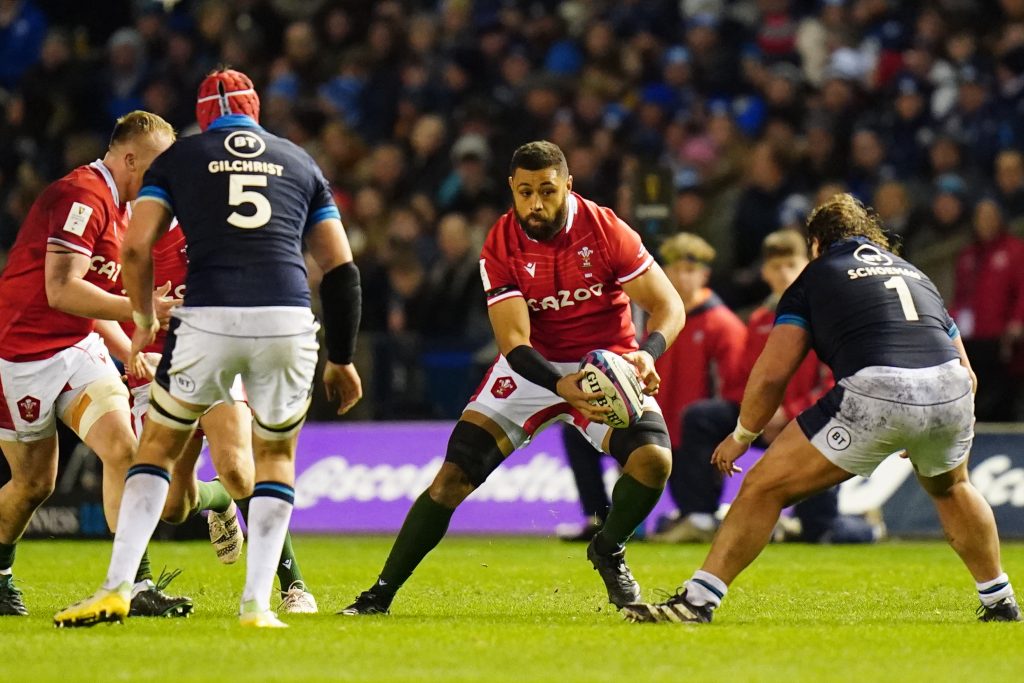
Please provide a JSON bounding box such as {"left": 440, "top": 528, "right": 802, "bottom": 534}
{"left": 578, "top": 246, "right": 593, "bottom": 268}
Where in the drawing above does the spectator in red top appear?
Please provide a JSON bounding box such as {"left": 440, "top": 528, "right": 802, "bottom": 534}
{"left": 655, "top": 233, "right": 747, "bottom": 451}
{"left": 952, "top": 198, "right": 1024, "bottom": 421}
{"left": 654, "top": 230, "right": 878, "bottom": 543}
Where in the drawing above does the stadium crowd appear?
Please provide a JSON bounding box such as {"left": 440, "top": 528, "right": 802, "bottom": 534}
{"left": 3, "top": 0, "right": 1024, "bottom": 420}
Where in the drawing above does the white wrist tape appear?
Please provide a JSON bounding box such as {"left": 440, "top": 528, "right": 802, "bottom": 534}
{"left": 731, "top": 419, "right": 762, "bottom": 445}
{"left": 132, "top": 310, "right": 156, "bottom": 328}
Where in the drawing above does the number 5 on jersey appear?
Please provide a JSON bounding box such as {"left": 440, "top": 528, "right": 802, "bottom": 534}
{"left": 884, "top": 275, "right": 919, "bottom": 321}
{"left": 228, "top": 174, "right": 271, "bottom": 229}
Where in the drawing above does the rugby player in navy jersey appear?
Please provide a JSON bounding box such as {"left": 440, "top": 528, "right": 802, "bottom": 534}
{"left": 55, "top": 69, "right": 362, "bottom": 629}
{"left": 625, "top": 193, "right": 1021, "bottom": 624}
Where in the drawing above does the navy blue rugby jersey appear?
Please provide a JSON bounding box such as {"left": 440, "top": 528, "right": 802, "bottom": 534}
{"left": 137, "top": 114, "right": 340, "bottom": 307}
{"left": 775, "top": 237, "right": 959, "bottom": 380}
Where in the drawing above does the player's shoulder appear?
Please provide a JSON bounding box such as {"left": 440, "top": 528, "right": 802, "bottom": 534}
{"left": 49, "top": 164, "right": 112, "bottom": 209}
{"left": 573, "top": 193, "right": 625, "bottom": 231}
{"left": 482, "top": 209, "right": 519, "bottom": 249}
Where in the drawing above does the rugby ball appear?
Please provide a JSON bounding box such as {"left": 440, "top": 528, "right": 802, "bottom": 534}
{"left": 579, "top": 349, "right": 645, "bottom": 429}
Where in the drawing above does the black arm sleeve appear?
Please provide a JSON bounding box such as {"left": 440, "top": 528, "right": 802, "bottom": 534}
{"left": 319, "top": 262, "right": 361, "bottom": 364}
{"left": 639, "top": 331, "right": 667, "bottom": 362}
{"left": 506, "top": 345, "right": 563, "bottom": 394}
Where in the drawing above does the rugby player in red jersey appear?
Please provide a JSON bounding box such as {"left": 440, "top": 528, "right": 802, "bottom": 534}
{"left": 0, "top": 112, "right": 187, "bottom": 616}
{"left": 342, "top": 141, "right": 685, "bottom": 615}
{"left": 121, "top": 223, "right": 318, "bottom": 613}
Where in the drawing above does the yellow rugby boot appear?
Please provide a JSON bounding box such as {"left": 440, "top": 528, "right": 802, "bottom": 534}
{"left": 54, "top": 583, "right": 131, "bottom": 628}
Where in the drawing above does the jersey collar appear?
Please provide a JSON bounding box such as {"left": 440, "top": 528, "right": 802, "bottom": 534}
{"left": 564, "top": 193, "right": 578, "bottom": 234}
{"left": 89, "top": 159, "right": 120, "bottom": 207}
{"left": 207, "top": 114, "right": 263, "bottom": 131}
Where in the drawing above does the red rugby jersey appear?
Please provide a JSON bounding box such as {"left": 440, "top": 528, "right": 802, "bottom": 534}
{"left": 119, "top": 222, "right": 187, "bottom": 368}
{"left": 479, "top": 193, "right": 654, "bottom": 362}
{"left": 0, "top": 161, "right": 129, "bottom": 361}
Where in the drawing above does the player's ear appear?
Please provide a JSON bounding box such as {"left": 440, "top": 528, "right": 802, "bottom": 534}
{"left": 508, "top": 175, "right": 514, "bottom": 192}
{"left": 124, "top": 151, "right": 137, "bottom": 172}
{"left": 566, "top": 174, "right": 573, "bottom": 192}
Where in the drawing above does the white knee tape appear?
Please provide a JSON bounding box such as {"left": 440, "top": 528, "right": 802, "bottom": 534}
{"left": 67, "top": 375, "right": 130, "bottom": 440}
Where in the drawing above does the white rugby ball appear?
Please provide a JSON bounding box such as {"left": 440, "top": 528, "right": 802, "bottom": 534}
{"left": 578, "top": 349, "right": 645, "bottom": 429}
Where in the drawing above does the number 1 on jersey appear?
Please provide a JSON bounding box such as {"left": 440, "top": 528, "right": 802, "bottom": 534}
{"left": 883, "top": 275, "right": 919, "bottom": 321}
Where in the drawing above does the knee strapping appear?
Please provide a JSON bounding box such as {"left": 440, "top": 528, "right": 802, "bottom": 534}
{"left": 148, "top": 383, "right": 203, "bottom": 431}
{"left": 252, "top": 398, "right": 310, "bottom": 441}
{"left": 608, "top": 411, "right": 672, "bottom": 465}
{"left": 67, "top": 375, "right": 131, "bottom": 440}
{"left": 444, "top": 421, "right": 506, "bottom": 487}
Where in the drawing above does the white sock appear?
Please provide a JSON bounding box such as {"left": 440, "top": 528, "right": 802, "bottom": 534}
{"left": 0, "top": 568, "right": 11, "bottom": 576}
{"left": 685, "top": 569, "right": 728, "bottom": 608}
{"left": 977, "top": 573, "right": 1014, "bottom": 607}
{"left": 687, "top": 513, "right": 717, "bottom": 531}
{"left": 240, "top": 483, "right": 294, "bottom": 614}
{"left": 103, "top": 468, "right": 170, "bottom": 592}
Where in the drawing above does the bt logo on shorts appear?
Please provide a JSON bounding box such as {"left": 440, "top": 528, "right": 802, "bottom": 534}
{"left": 526, "top": 283, "right": 604, "bottom": 312}
{"left": 827, "top": 426, "right": 852, "bottom": 451}
{"left": 89, "top": 255, "right": 122, "bottom": 281}
{"left": 174, "top": 373, "right": 196, "bottom": 393}
{"left": 491, "top": 376, "right": 517, "bottom": 399}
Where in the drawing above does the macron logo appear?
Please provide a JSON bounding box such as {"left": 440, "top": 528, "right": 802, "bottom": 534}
{"left": 524, "top": 263, "right": 537, "bottom": 277}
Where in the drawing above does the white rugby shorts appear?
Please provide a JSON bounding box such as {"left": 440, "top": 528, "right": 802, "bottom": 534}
{"left": 155, "top": 306, "right": 319, "bottom": 430}
{"left": 466, "top": 354, "right": 660, "bottom": 455}
{"left": 0, "top": 333, "right": 120, "bottom": 442}
{"left": 131, "top": 375, "right": 246, "bottom": 437}
{"left": 797, "top": 359, "right": 974, "bottom": 478}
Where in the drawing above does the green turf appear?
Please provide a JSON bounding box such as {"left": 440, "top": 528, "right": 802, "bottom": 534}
{"left": 1, "top": 537, "right": 1022, "bottom": 682}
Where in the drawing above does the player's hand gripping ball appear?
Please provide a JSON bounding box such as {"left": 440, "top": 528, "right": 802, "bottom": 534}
{"left": 579, "top": 349, "right": 645, "bottom": 429}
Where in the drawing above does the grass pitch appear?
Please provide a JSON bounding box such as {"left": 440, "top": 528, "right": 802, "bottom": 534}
{"left": 2, "top": 537, "right": 1022, "bottom": 682}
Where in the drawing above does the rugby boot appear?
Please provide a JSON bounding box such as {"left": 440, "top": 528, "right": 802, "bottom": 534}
{"left": 586, "top": 537, "right": 641, "bottom": 608}
{"left": 338, "top": 587, "right": 393, "bottom": 615}
{"left": 54, "top": 583, "right": 131, "bottom": 628}
{"left": 622, "top": 588, "right": 713, "bottom": 624}
{"left": 0, "top": 574, "right": 28, "bottom": 616}
{"left": 279, "top": 581, "right": 318, "bottom": 614}
{"left": 129, "top": 568, "right": 193, "bottom": 617}
{"left": 208, "top": 501, "right": 244, "bottom": 564}
{"left": 239, "top": 600, "right": 288, "bottom": 628}
{"left": 977, "top": 596, "right": 1023, "bottom": 622}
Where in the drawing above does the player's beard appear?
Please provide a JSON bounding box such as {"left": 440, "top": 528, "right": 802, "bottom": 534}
{"left": 516, "top": 199, "right": 568, "bottom": 241}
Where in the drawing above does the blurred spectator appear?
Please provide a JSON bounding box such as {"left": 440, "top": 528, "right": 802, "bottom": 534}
{"left": 102, "top": 27, "right": 149, "bottom": 121}
{"left": 952, "top": 198, "right": 1024, "bottom": 421}
{"left": 437, "top": 134, "right": 503, "bottom": 214}
{"left": 994, "top": 150, "right": 1024, "bottom": 228}
{"left": 0, "top": 0, "right": 47, "bottom": 90}
{"left": 905, "top": 173, "right": 973, "bottom": 302}
{"left": 421, "top": 213, "right": 486, "bottom": 341}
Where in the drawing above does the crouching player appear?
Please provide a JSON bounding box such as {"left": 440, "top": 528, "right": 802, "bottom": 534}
{"left": 341, "top": 141, "right": 685, "bottom": 615}
{"left": 625, "top": 194, "right": 1021, "bottom": 624}
{"left": 55, "top": 69, "right": 361, "bottom": 628}
{"left": 123, "top": 223, "right": 317, "bottom": 612}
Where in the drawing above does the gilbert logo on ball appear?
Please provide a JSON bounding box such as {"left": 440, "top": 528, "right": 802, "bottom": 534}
{"left": 578, "top": 349, "right": 644, "bottom": 429}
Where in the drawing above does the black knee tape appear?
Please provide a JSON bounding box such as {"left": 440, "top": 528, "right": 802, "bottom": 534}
{"left": 607, "top": 411, "right": 671, "bottom": 466}
{"left": 444, "top": 421, "right": 506, "bottom": 487}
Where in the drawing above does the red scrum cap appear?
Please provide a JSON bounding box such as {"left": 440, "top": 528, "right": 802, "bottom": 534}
{"left": 196, "top": 69, "right": 260, "bottom": 131}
